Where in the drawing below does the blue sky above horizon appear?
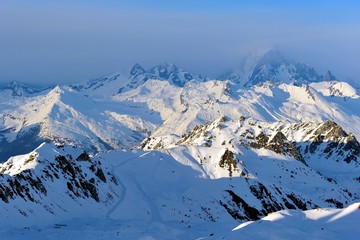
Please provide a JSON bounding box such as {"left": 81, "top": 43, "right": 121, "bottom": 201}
{"left": 1, "top": 0, "right": 360, "bottom": 85}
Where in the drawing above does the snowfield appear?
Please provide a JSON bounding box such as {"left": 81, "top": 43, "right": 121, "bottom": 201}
{"left": 224, "top": 202, "right": 360, "bottom": 240}
{"left": 0, "top": 140, "right": 358, "bottom": 239}
{"left": 1, "top": 203, "right": 359, "bottom": 240}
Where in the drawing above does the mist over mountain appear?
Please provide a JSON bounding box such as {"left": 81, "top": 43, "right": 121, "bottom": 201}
{"left": 2, "top": 0, "right": 360, "bottom": 86}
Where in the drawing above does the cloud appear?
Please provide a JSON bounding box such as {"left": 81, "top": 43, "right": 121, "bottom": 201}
{"left": 0, "top": 1, "right": 359, "bottom": 85}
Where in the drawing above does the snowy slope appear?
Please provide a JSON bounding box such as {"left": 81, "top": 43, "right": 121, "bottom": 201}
{"left": 1, "top": 204, "right": 359, "bottom": 240}
{"left": 213, "top": 202, "right": 360, "bottom": 240}
{"left": 119, "top": 78, "right": 360, "bottom": 140}
{"left": 0, "top": 62, "right": 210, "bottom": 160}
{"left": 0, "top": 141, "right": 358, "bottom": 239}
{"left": 0, "top": 143, "right": 120, "bottom": 226}
{"left": 310, "top": 81, "right": 359, "bottom": 98}
{"left": 0, "top": 85, "right": 160, "bottom": 161}
{"left": 142, "top": 116, "right": 359, "bottom": 204}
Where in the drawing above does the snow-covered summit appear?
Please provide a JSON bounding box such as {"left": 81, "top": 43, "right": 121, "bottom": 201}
{"left": 120, "top": 62, "right": 206, "bottom": 92}
{"left": 129, "top": 63, "right": 146, "bottom": 76}
{"left": 221, "top": 49, "right": 333, "bottom": 87}
{"left": 310, "top": 81, "right": 359, "bottom": 98}
{"left": 69, "top": 62, "right": 206, "bottom": 96}
{"left": 0, "top": 80, "right": 51, "bottom": 98}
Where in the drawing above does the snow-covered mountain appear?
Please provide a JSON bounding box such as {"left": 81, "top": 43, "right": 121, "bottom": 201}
{"left": 0, "top": 84, "right": 161, "bottom": 161}
{"left": 0, "top": 80, "right": 51, "bottom": 98}
{"left": 0, "top": 137, "right": 358, "bottom": 238}
{"left": 71, "top": 62, "right": 207, "bottom": 96}
{"left": 220, "top": 49, "right": 336, "bottom": 87}
{"left": 1, "top": 51, "right": 359, "bottom": 239}
{"left": 4, "top": 77, "right": 359, "bottom": 162}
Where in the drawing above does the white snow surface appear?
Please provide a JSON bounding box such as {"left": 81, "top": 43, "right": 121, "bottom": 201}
{"left": 224, "top": 202, "right": 360, "bottom": 240}
{"left": 0, "top": 142, "right": 359, "bottom": 240}
{"left": 2, "top": 203, "right": 359, "bottom": 240}
{"left": 310, "top": 81, "right": 359, "bottom": 98}
{"left": 1, "top": 77, "right": 360, "bottom": 160}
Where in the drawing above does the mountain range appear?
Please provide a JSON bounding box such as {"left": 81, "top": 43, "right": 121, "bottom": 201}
{"left": 0, "top": 49, "right": 359, "bottom": 239}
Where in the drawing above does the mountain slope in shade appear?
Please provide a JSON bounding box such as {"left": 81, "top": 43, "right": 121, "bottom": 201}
{"left": 2, "top": 203, "right": 359, "bottom": 240}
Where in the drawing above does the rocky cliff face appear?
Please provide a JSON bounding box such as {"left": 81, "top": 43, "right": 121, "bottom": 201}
{"left": 0, "top": 144, "right": 120, "bottom": 222}
{"left": 0, "top": 81, "right": 49, "bottom": 97}
{"left": 143, "top": 117, "right": 359, "bottom": 168}
{"left": 118, "top": 63, "right": 206, "bottom": 93}
{"left": 140, "top": 117, "right": 359, "bottom": 219}
{"left": 276, "top": 120, "right": 360, "bottom": 166}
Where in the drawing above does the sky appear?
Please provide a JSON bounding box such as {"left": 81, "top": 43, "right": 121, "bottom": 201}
{"left": 1, "top": 0, "right": 360, "bottom": 86}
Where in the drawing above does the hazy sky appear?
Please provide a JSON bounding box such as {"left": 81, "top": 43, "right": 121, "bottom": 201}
{"left": 1, "top": 0, "right": 360, "bottom": 85}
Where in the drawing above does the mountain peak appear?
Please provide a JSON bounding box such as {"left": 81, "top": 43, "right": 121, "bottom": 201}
{"left": 8, "top": 80, "right": 25, "bottom": 88}
{"left": 323, "top": 70, "right": 337, "bottom": 81}
{"left": 149, "top": 63, "right": 179, "bottom": 79}
{"left": 256, "top": 49, "right": 287, "bottom": 66}
{"left": 122, "top": 62, "right": 199, "bottom": 90}
{"left": 1, "top": 80, "right": 39, "bottom": 97}
{"left": 240, "top": 50, "right": 324, "bottom": 87}
{"left": 51, "top": 85, "right": 64, "bottom": 94}
{"left": 130, "top": 63, "right": 145, "bottom": 76}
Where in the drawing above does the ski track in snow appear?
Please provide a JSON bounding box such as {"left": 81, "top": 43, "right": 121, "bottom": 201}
{"left": 134, "top": 179, "right": 162, "bottom": 222}
{"left": 106, "top": 152, "right": 151, "bottom": 219}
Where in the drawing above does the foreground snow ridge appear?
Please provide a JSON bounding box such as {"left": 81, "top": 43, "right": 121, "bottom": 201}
{"left": 227, "top": 203, "right": 360, "bottom": 240}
